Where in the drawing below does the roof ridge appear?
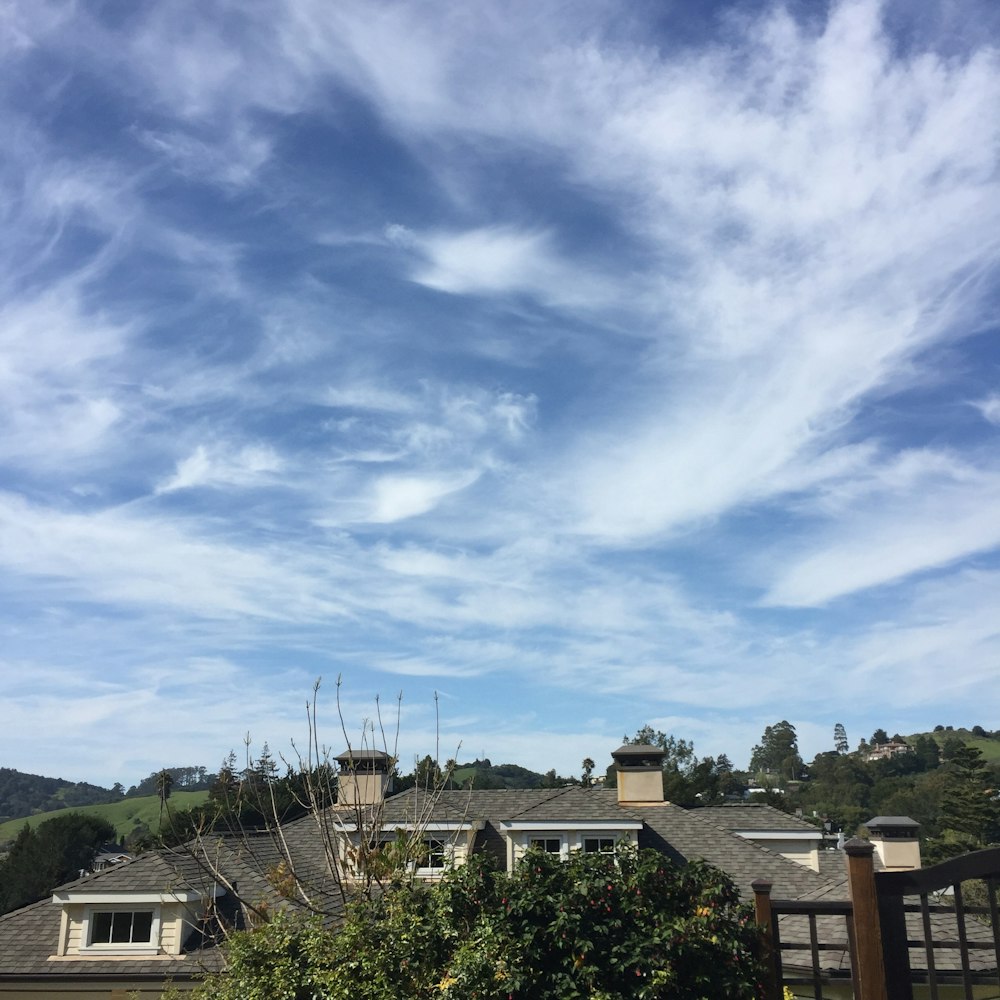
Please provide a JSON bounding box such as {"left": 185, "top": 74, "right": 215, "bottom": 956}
{"left": 505, "top": 786, "right": 566, "bottom": 818}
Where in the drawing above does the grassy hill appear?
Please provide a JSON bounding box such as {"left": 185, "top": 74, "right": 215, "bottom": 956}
{"left": 0, "top": 790, "right": 210, "bottom": 846}
{"left": 903, "top": 728, "right": 1000, "bottom": 763}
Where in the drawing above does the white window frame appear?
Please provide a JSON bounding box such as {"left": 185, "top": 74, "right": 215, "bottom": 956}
{"left": 582, "top": 835, "right": 617, "bottom": 855}
{"left": 80, "top": 904, "right": 161, "bottom": 956}
{"left": 500, "top": 821, "right": 642, "bottom": 870}
{"left": 415, "top": 836, "right": 453, "bottom": 875}
{"left": 528, "top": 836, "right": 565, "bottom": 856}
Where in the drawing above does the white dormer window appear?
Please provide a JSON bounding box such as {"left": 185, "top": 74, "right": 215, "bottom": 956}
{"left": 80, "top": 905, "right": 161, "bottom": 955}
{"left": 501, "top": 821, "right": 643, "bottom": 870}
{"left": 52, "top": 886, "right": 222, "bottom": 959}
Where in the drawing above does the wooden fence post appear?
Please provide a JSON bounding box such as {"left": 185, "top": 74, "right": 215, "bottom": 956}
{"left": 752, "top": 878, "right": 780, "bottom": 1000}
{"left": 845, "top": 838, "right": 888, "bottom": 1000}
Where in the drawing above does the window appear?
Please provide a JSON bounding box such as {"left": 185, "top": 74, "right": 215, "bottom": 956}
{"left": 583, "top": 836, "right": 616, "bottom": 855}
{"left": 529, "top": 837, "right": 562, "bottom": 854}
{"left": 88, "top": 910, "right": 155, "bottom": 946}
{"left": 418, "top": 838, "right": 448, "bottom": 870}
{"left": 80, "top": 906, "right": 160, "bottom": 954}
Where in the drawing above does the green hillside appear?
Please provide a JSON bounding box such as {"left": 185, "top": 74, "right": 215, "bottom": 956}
{"left": 0, "top": 790, "right": 209, "bottom": 846}
{"left": 903, "top": 728, "right": 1000, "bottom": 762}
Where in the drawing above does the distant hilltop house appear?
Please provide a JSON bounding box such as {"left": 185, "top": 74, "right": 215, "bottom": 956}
{"left": 0, "top": 744, "right": 930, "bottom": 998}
{"left": 90, "top": 845, "right": 133, "bottom": 873}
{"left": 864, "top": 739, "right": 914, "bottom": 762}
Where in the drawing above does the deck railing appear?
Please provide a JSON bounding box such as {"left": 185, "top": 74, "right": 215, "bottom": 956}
{"left": 754, "top": 843, "right": 1000, "bottom": 1000}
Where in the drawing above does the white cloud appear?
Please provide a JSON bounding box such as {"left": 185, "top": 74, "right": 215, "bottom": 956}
{"left": 134, "top": 124, "right": 272, "bottom": 188}
{"left": 3, "top": 0, "right": 1000, "bottom": 783}
{"left": 325, "top": 384, "right": 418, "bottom": 414}
{"left": 0, "top": 284, "right": 129, "bottom": 465}
{"left": 405, "top": 225, "right": 617, "bottom": 310}
{"left": 0, "top": 492, "right": 345, "bottom": 621}
{"left": 973, "top": 394, "right": 1000, "bottom": 425}
{"left": 366, "top": 471, "right": 481, "bottom": 523}
{"left": 764, "top": 454, "right": 1000, "bottom": 606}
{"left": 157, "top": 443, "right": 284, "bottom": 493}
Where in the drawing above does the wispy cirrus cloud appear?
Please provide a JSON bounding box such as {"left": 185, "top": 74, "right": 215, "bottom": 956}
{"left": 156, "top": 443, "right": 285, "bottom": 494}
{"left": 2, "top": 0, "right": 1000, "bottom": 784}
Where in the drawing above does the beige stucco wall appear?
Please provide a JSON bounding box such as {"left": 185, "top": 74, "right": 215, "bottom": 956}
{"left": 872, "top": 837, "right": 921, "bottom": 871}
{"left": 741, "top": 836, "right": 820, "bottom": 872}
{"left": 616, "top": 770, "right": 664, "bottom": 804}
{"left": 337, "top": 772, "right": 390, "bottom": 808}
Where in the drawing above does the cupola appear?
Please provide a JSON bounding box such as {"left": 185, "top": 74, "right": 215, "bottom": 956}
{"left": 334, "top": 748, "right": 394, "bottom": 809}
{"left": 865, "top": 816, "right": 921, "bottom": 871}
{"left": 611, "top": 744, "right": 666, "bottom": 804}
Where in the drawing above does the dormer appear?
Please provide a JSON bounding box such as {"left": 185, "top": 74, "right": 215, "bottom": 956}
{"left": 335, "top": 748, "right": 394, "bottom": 809}
{"left": 50, "top": 883, "right": 223, "bottom": 959}
{"left": 611, "top": 744, "right": 666, "bottom": 804}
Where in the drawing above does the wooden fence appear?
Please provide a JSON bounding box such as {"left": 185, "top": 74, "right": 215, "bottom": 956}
{"left": 754, "top": 842, "right": 1000, "bottom": 1000}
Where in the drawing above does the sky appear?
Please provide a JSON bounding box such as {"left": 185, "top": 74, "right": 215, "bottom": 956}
{"left": 2, "top": 0, "right": 1000, "bottom": 789}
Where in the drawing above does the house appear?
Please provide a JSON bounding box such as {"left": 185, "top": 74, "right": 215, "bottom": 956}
{"left": 91, "top": 846, "right": 133, "bottom": 872}
{"left": 0, "top": 744, "right": 859, "bottom": 998}
{"left": 864, "top": 740, "right": 913, "bottom": 762}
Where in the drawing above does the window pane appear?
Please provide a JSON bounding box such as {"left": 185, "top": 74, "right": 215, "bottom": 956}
{"left": 110, "top": 912, "right": 131, "bottom": 943}
{"left": 91, "top": 910, "right": 154, "bottom": 945}
{"left": 91, "top": 912, "right": 113, "bottom": 944}
{"left": 530, "top": 838, "right": 561, "bottom": 853}
{"left": 420, "top": 839, "right": 446, "bottom": 868}
{"left": 131, "top": 911, "right": 154, "bottom": 942}
{"left": 584, "top": 837, "right": 615, "bottom": 854}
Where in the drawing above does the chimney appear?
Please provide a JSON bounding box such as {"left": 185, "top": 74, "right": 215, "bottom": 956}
{"left": 335, "top": 749, "right": 394, "bottom": 809}
{"left": 864, "top": 816, "right": 921, "bottom": 871}
{"left": 611, "top": 744, "right": 666, "bottom": 804}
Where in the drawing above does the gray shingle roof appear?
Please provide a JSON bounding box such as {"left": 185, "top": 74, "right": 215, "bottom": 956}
{"left": 866, "top": 816, "right": 920, "bottom": 828}
{"left": 697, "top": 803, "right": 821, "bottom": 832}
{"left": 633, "top": 802, "right": 836, "bottom": 901}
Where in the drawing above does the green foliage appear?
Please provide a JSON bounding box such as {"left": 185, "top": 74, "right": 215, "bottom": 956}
{"left": 926, "top": 745, "right": 1000, "bottom": 861}
{"left": 128, "top": 766, "right": 214, "bottom": 798}
{"left": 192, "top": 849, "right": 763, "bottom": 1000}
{"left": 0, "top": 812, "right": 116, "bottom": 914}
{"left": 749, "top": 721, "right": 802, "bottom": 781}
{"left": 0, "top": 767, "right": 121, "bottom": 824}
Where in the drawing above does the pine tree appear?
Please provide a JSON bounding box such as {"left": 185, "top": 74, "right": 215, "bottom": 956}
{"left": 939, "top": 745, "right": 1000, "bottom": 847}
{"left": 255, "top": 743, "right": 279, "bottom": 784}
{"left": 834, "top": 722, "right": 849, "bottom": 755}
{"left": 750, "top": 721, "right": 801, "bottom": 779}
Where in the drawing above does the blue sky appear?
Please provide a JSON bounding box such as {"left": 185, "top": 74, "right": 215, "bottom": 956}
{"left": 3, "top": 0, "right": 1000, "bottom": 788}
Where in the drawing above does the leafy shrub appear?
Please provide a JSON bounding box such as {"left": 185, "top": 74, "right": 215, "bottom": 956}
{"left": 189, "top": 847, "right": 763, "bottom": 1000}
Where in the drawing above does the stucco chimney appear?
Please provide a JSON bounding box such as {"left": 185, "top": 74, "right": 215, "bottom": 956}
{"left": 611, "top": 744, "right": 666, "bottom": 804}
{"left": 335, "top": 749, "right": 394, "bottom": 809}
{"left": 864, "top": 816, "right": 921, "bottom": 871}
